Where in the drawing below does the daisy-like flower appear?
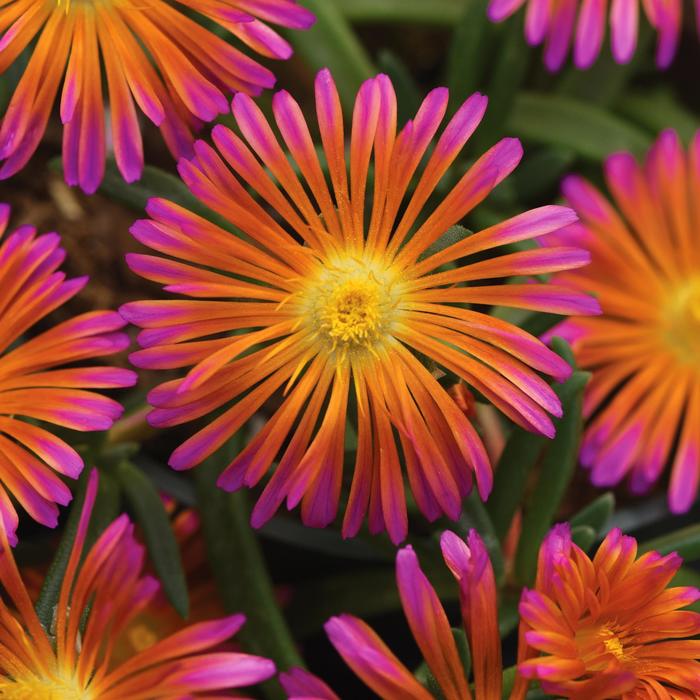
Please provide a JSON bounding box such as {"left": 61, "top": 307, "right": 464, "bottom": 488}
{"left": 488, "top": 0, "right": 681, "bottom": 71}
{"left": 281, "top": 530, "right": 530, "bottom": 700}
{"left": 0, "top": 0, "right": 315, "bottom": 193}
{"left": 121, "top": 69, "right": 599, "bottom": 544}
{"left": 519, "top": 523, "right": 700, "bottom": 697}
{"left": 0, "top": 204, "right": 135, "bottom": 544}
{"left": 0, "top": 469, "right": 276, "bottom": 698}
{"left": 548, "top": 130, "right": 700, "bottom": 512}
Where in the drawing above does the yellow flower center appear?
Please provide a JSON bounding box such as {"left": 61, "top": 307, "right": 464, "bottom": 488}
{"left": 301, "top": 255, "right": 401, "bottom": 363}
{"left": 0, "top": 675, "right": 91, "bottom": 700}
{"left": 663, "top": 277, "right": 700, "bottom": 365}
{"left": 600, "top": 628, "right": 625, "bottom": 661}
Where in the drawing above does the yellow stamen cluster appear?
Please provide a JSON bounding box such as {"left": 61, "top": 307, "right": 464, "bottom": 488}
{"left": 663, "top": 277, "right": 700, "bottom": 365}
{"left": 302, "top": 255, "right": 402, "bottom": 363}
{"left": 0, "top": 675, "right": 91, "bottom": 700}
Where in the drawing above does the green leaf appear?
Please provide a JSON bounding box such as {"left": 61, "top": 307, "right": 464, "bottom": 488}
{"left": 569, "top": 493, "right": 615, "bottom": 534}
{"left": 287, "top": 0, "right": 374, "bottom": 113}
{"left": 116, "top": 460, "right": 189, "bottom": 618}
{"left": 332, "top": 0, "right": 468, "bottom": 24}
{"left": 446, "top": 0, "right": 490, "bottom": 107}
{"left": 508, "top": 92, "right": 651, "bottom": 161}
{"left": 514, "top": 339, "right": 590, "bottom": 585}
{"left": 35, "top": 469, "right": 92, "bottom": 631}
{"left": 487, "top": 428, "right": 546, "bottom": 541}
{"left": 475, "top": 18, "right": 530, "bottom": 151}
{"left": 570, "top": 525, "right": 596, "bottom": 552}
{"left": 640, "top": 524, "right": 700, "bottom": 562}
{"left": 377, "top": 50, "right": 422, "bottom": 124}
{"left": 617, "top": 90, "right": 698, "bottom": 143}
{"left": 510, "top": 147, "right": 575, "bottom": 201}
{"left": 457, "top": 492, "right": 505, "bottom": 585}
{"left": 196, "top": 452, "right": 302, "bottom": 699}
{"left": 86, "top": 471, "right": 122, "bottom": 547}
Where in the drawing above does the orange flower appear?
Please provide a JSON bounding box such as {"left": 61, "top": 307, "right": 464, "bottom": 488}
{"left": 519, "top": 524, "right": 700, "bottom": 698}
{"left": 548, "top": 129, "right": 700, "bottom": 513}
{"left": 0, "top": 470, "right": 275, "bottom": 698}
{"left": 0, "top": 0, "right": 314, "bottom": 191}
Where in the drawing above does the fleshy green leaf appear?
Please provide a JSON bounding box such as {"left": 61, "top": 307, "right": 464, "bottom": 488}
{"left": 508, "top": 92, "right": 651, "bottom": 160}
{"left": 571, "top": 524, "right": 596, "bottom": 552}
{"left": 640, "top": 524, "right": 700, "bottom": 562}
{"left": 514, "top": 339, "right": 590, "bottom": 585}
{"left": 116, "top": 459, "right": 189, "bottom": 618}
{"left": 196, "top": 451, "right": 302, "bottom": 699}
{"left": 35, "top": 469, "right": 92, "bottom": 631}
{"left": 333, "top": 0, "right": 468, "bottom": 24}
{"left": 570, "top": 493, "right": 615, "bottom": 534}
{"left": 446, "top": 0, "right": 490, "bottom": 107}
{"left": 618, "top": 90, "right": 698, "bottom": 143}
{"left": 377, "top": 49, "right": 422, "bottom": 123}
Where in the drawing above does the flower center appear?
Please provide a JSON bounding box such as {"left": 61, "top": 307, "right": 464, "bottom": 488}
{"left": 663, "top": 277, "right": 700, "bottom": 365}
{"left": 302, "top": 256, "right": 401, "bottom": 362}
{"left": 600, "top": 627, "right": 625, "bottom": 661}
{"left": 0, "top": 675, "right": 91, "bottom": 700}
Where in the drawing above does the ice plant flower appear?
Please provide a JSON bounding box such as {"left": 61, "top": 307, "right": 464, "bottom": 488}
{"left": 0, "top": 0, "right": 315, "bottom": 193}
{"left": 121, "top": 69, "right": 598, "bottom": 543}
{"left": 0, "top": 204, "right": 135, "bottom": 544}
{"left": 281, "top": 530, "right": 529, "bottom": 700}
{"left": 488, "top": 0, "right": 682, "bottom": 70}
{"left": 0, "top": 469, "right": 276, "bottom": 698}
{"left": 548, "top": 130, "right": 700, "bottom": 512}
{"left": 519, "top": 523, "right": 700, "bottom": 697}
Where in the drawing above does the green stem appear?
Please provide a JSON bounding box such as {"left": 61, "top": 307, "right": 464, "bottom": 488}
{"left": 196, "top": 459, "right": 302, "bottom": 700}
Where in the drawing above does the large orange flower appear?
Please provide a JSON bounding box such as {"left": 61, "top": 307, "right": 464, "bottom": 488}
{"left": 121, "top": 69, "right": 598, "bottom": 543}
{"left": 548, "top": 129, "right": 700, "bottom": 512}
{"left": 0, "top": 0, "right": 314, "bottom": 192}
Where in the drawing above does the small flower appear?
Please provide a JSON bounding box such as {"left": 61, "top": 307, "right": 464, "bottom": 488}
{"left": 0, "top": 204, "right": 135, "bottom": 543}
{"left": 488, "top": 0, "right": 682, "bottom": 70}
{"left": 519, "top": 523, "right": 700, "bottom": 697}
{"left": 282, "top": 530, "right": 530, "bottom": 700}
{"left": 121, "top": 69, "right": 598, "bottom": 544}
{"left": 547, "top": 130, "right": 700, "bottom": 512}
{"left": 0, "top": 0, "right": 315, "bottom": 192}
{"left": 0, "top": 469, "right": 276, "bottom": 698}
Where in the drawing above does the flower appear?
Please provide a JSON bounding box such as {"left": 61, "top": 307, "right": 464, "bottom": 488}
{"left": 281, "top": 530, "right": 529, "bottom": 699}
{"left": 111, "top": 505, "right": 228, "bottom": 665}
{"left": 547, "top": 130, "right": 700, "bottom": 513}
{"left": 0, "top": 469, "right": 276, "bottom": 698}
{"left": 0, "top": 0, "right": 315, "bottom": 193}
{"left": 488, "top": 0, "right": 681, "bottom": 71}
{"left": 121, "top": 69, "right": 598, "bottom": 544}
{"left": 519, "top": 523, "right": 700, "bottom": 697}
{"left": 0, "top": 204, "right": 136, "bottom": 543}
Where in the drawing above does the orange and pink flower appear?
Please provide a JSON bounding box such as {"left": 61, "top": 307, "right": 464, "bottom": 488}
{"left": 0, "top": 0, "right": 314, "bottom": 192}
{"left": 520, "top": 523, "right": 700, "bottom": 697}
{"left": 282, "top": 529, "right": 529, "bottom": 700}
{"left": 0, "top": 204, "right": 135, "bottom": 544}
{"left": 489, "top": 0, "right": 684, "bottom": 70}
{"left": 121, "top": 69, "right": 598, "bottom": 544}
{"left": 547, "top": 129, "right": 700, "bottom": 513}
{"left": 0, "top": 469, "right": 276, "bottom": 698}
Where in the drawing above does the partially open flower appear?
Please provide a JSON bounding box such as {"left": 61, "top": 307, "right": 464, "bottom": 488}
{"left": 0, "top": 469, "right": 276, "bottom": 698}
{"left": 519, "top": 523, "right": 700, "bottom": 698}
